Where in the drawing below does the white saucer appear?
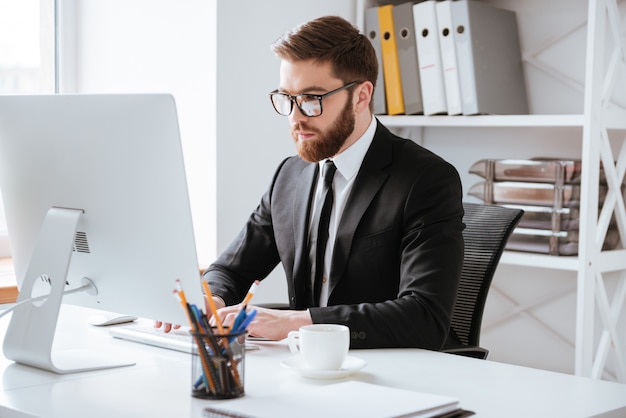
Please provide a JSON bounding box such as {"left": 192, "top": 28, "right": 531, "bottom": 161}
{"left": 280, "top": 355, "right": 367, "bottom": 379}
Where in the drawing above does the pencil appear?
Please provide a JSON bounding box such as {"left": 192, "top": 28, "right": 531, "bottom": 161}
{"left": 241, "top": 280, "right": 260, "bottom": 308}
{"left": 175, "top": 279, "right": 189, "bottom": 306}
{"left": 201, "top": 279, "right": 225, "bottom": 334}
{"left": 174, "top": 281, "right": 219, "bottom": 394}
{"left": 201, "top": 279, "right": 243, "bottom": 391}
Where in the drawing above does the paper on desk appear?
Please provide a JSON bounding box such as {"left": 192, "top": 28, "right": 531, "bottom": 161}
{"left": 202, "top": 381, "right": 459, "bottom": 418}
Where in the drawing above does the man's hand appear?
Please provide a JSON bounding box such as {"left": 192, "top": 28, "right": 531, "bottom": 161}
{"left": 205, "top": 295, "right": 226, "bottom": 318}
{"left": 153, "top": 295, "right": 226, "bottom": 332}
{"left": 153, "top": 321, "right": 181, "bottom": 333}
{"left": 213, "top": 304, "right": 312, "bottom": 341}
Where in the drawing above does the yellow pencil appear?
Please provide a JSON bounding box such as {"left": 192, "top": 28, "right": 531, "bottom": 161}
{"left": 201, "top": 279, "right": 225, "bottom": 334}
{"left": 201, "top": 279, "right": 243, "bottom": 391}
{"left": 241, "top": 280, "right": 260, "bottom": 307}
{"left": 175, "top": 279, "right": 189, "bottom": 306}
{"left": 173, "top": 285, "right": 217, "bottom": 393}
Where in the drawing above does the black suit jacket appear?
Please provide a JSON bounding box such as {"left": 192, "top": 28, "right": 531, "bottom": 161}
{"left": 205, "top": 120, "right": 464, "bottom": 349}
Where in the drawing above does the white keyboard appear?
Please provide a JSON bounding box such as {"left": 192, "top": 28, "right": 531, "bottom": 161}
{"left": 110, "top": 323, "right": 260, "bottom": 353}
{"left": 110, "top": 323, "right": 194, "bottom": 353}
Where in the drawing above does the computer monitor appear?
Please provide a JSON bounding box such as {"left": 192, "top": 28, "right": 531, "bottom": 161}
{"left": 0, "top": 93, "right": 205, "bottom": 373}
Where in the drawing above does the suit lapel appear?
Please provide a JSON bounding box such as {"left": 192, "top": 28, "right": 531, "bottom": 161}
{"left": 329, "top": 122, "right": 393, "bottom": 292}
{"left": 292, "top": 162, "right": 318, "bottom": 305}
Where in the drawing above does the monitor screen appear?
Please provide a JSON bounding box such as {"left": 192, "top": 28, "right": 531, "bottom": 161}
{"left": 0, "top": 93, "right": 205, "bottom": 372}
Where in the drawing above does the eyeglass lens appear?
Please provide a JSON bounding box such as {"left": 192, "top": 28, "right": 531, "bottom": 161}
{"left": 271, "top": 94, "right": 321, "bottom": 117}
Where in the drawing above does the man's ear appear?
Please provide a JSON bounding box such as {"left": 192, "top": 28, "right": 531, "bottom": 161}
{"left": 354, "top": 81, "right": 374, "bottom": 112}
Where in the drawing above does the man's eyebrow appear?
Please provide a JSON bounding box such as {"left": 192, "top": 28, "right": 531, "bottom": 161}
{"left": 277, "top": 85, "right": 327, "bottom": 95}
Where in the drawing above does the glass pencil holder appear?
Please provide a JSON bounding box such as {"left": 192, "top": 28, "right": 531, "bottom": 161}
{"left": 191, "top": 329, "right": 247, "bottom": 400}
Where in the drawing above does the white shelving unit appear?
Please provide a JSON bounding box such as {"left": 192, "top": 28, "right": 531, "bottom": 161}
{"left": 358, "top": 0, "right": 626, "bottom": 381}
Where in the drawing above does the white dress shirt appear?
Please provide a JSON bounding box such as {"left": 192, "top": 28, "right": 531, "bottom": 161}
{"left": 308, "top": 116, "right": 377, "bottom": 306}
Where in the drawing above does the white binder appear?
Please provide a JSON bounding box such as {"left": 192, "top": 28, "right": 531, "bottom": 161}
{"left": 450, "top": 0, "right": 529, "bottom": 115}
{"left": 436, "top": 0, "right": 462, "bottom": 116}
{"left": 413, "top": 0, "right": 447, "bottom": 116}
{"left": 365, "top": 6, "right": 387, "bottom": 115}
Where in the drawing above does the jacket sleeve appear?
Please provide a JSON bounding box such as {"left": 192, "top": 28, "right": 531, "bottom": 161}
{"left": 202, "top": 159, "right": 290, "bottom": 306}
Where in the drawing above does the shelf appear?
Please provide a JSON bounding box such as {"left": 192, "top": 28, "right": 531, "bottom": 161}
{"left": 377, "top": 114, "right": 585, "bottom": 128}
{"left": 500, "top": 251, "right": 579, "bottom": 271}
{"left": 377, "top": 113, "right": 626, "bottom": 130}
{"left": 500, "top": 249, "right": 626, "bottom": 273}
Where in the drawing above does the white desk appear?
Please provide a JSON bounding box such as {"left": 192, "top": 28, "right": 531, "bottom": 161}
{"left": 0, "top": 305, "right": 625, "bottom": 418}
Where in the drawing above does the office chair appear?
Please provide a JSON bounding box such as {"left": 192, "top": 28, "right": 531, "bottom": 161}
{"left": 442, "top": 202, "right": 524, "bottom": 359}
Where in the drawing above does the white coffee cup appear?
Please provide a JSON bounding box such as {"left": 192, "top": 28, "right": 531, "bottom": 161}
{"left": 287, "top": 324, "right": 350, "bottom": 370}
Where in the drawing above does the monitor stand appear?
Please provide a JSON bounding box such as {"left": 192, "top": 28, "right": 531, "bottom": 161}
{"left": 2, "top": 207, "right": 136, "bottom": 374}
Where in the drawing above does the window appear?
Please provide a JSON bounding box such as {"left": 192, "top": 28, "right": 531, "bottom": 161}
{"left": 0, "top": 0, "right": 55, "bottom": 93}
{"left": 0, "top": 0, "right": 55, "bottom": 296}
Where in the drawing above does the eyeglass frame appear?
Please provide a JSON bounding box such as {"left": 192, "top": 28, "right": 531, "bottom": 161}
{"left": 268, "top": 81, "right": 361, "bottom": 117}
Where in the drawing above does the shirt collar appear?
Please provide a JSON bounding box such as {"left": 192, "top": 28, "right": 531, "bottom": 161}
{"left": 319, "top": 116, "right": 376, "bottom": 181}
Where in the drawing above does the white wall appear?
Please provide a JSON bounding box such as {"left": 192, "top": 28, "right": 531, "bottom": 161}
{"left": 58, "top": 0, "right": 216, "bottom": 266}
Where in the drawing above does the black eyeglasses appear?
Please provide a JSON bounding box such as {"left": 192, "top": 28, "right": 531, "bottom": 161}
{"left": 268, "top": 81, "right": 360, "bottom": 117}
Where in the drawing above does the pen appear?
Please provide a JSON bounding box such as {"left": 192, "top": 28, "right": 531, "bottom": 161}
{"left": 231, "top": 308, "right": 247, "bottom": 333}
{"left": 190, "top": 304, "right": 209, "bottom": 333}
{"left": 233, "top": 309, "right": 257, "bottom": 335}
{"left": 231, "top": 280, "right": 259, "bottom": 338}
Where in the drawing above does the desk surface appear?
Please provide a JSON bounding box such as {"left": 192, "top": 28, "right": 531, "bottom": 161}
{"left": 0, "top": 304, "right": 625, "bottom": 418}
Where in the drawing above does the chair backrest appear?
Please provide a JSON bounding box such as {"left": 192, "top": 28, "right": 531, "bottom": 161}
{"left": 449, "top": 202, "right": 524, "bottom": 350}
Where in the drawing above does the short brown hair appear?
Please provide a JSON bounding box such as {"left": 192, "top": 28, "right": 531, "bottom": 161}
{"left": 271, "top": 15, "right": 378, "bottom": 93}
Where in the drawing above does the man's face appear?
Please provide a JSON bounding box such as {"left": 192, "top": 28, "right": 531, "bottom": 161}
{"left": 278, "top": 60, "right": 356, "bottom": 162}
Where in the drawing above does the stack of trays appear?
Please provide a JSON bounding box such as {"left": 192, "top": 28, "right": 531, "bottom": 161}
{"left": 468, "top": 158, "right": 620, "bottom": 256}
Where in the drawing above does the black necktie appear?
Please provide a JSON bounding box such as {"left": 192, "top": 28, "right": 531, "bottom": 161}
{"left": 313, "top": 160, "right": 337, "bottom": 307}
